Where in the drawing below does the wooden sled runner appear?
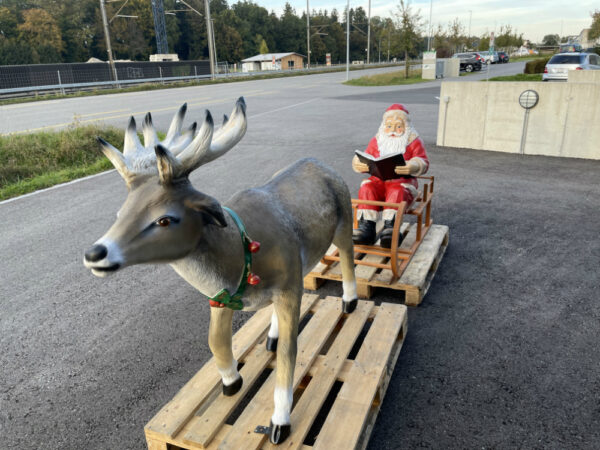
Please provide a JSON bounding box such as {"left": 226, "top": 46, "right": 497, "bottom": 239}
{"left": 145, "top": 294, "right": 407, "bottom": 450}
{"left": 304, "top": 176, "right": 449, "bottom": 306}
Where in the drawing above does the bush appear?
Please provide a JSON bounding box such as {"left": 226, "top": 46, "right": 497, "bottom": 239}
{"left": 524, "top": 57, "right": 551, "bottom": 74}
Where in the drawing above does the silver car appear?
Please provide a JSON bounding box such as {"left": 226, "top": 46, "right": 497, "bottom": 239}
{"left": 543, "top": 52, "right": 600, "bottom": 81}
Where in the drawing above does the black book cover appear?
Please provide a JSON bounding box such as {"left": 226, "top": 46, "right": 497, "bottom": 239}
{"left": 355, "top": 150, "right": 406, "bottom": 180}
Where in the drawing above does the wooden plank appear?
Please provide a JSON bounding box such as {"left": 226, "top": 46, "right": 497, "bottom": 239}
{"left": 303, "top": 275, "right": 324, "bottom": 291}
{"left": 182, "top": 337, "right": 274, "bottom": 447}
{"left": 310, "top": 244, "right": 338, "bottom": 275}
{"left": 398, "top": 225, "right": 449, "bottom": 287}
{"left": 218, "top": 297, "right": 343, "bottom": 450}
{"left": 312, "top": 303, "right": 407, "bottom": 450}
{"left": 145, "top": 294, "right": 319, "bottom": 441}
{"left": 373, "top": 224, "right": 444, "bottom": 285}
{"left": 145, "top": 438, "right": 168, "bottom": 450}
{"left": 261, "top": 300, "right": 375, "bottom": 450}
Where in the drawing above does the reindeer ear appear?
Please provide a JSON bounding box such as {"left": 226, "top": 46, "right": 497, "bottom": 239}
{"left": 184, "top": 193, "right": 227, "bottom": 228}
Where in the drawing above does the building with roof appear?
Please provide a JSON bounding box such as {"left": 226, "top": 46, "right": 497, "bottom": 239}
{"left": 576, "top": 28, "right": 600, "bottom": 50}
{"left": 241, "top": 53, "right": 305, "bottom": 72}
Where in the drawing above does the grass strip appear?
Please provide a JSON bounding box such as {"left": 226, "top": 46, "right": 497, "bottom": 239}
{"left": 343, "top": 69, "right": 428, "bottom": 86}
{"left": 485, "top": 74, "right": 543, "bottom": 82}
{"left": 0, "top": 124, "right": 124, "bottom": 201}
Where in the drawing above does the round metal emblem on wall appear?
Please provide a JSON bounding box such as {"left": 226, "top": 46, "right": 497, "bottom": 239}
{"left": 519, "top": 89, "right": 539, "bottom": 109}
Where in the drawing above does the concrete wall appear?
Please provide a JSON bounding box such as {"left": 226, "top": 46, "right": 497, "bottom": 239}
{"left": 443, "top": 58, "right": 460, "bottom": 78}
{"left": 568, "top": 70, "right": 600, "bottom": 83}
{"left": 437, "top": 81, "right": 600, "bottom": 160}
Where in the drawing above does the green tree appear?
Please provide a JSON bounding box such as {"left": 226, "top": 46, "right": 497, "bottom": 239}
{"left": 542, "top": 34, "right": 559, "bottom": 46}
{"left": 447, "top": 17, "right": 465, "bottom": 53}
{"left": 394, "top": 0, "right": 422, "bottom": 77}
{"left": 18, "top": 9, "right": 64, "bottom": 53}
{"left": 589, "top": 10, "right": 600, "bottom": 41}
{"left": 258, "top": 36, "right": 269, "bottom": 54}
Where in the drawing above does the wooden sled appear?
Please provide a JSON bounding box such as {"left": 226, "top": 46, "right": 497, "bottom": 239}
{"left": 305, "top": 176, "right": 449, "bottom": 305}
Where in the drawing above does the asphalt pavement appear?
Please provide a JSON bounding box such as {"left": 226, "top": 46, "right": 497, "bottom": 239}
{"left": 3, "top": 62, "right": 599, "bottom": 449}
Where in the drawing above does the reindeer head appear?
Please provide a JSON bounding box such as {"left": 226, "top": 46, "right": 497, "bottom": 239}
{"left": 83, "top": 97, "right": 247, "bottom": 277}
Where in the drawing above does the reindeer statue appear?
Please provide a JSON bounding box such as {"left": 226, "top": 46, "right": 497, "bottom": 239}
{"left": 83, "top": 98, "right": 358, "bottom": 444}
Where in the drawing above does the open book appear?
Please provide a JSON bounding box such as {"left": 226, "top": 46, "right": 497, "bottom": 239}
{"left": 355, "top": 150, "right": 406, "bottom": 180}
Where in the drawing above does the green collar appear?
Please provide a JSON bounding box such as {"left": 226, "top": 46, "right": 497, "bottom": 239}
{"left": 209, "top": 206, "right": 257, "bottom": 310}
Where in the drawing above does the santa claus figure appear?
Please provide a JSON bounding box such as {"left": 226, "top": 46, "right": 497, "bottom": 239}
{"left": 352, "top": 104, "right": 429, "bottom": 248}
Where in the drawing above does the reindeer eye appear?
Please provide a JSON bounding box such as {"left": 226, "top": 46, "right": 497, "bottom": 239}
{"left": 156, "top": 217, "right": 171, "bottom": 227}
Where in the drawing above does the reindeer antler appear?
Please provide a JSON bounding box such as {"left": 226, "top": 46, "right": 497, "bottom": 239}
{"left": 96, "top": 97, "right": 247, "bottom": 183}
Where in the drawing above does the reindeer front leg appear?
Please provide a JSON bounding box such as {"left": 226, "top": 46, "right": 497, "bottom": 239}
{"left": 208, "top": 306, "right": 243, "bottom": 396}
{"left": 269, "top": 293, "right": 300, "bottom": 444}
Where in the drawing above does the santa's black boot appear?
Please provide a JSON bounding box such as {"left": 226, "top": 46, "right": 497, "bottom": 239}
{"left": 352, "top": 219, "right": 376, "bottom": 245}
{"left": 379, "top": 219, "right": 404, "bottom": 249}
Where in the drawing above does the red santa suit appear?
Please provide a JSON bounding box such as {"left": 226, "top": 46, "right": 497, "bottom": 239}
{"left": 358, "top": 104, "right": 429, "bottom": 221}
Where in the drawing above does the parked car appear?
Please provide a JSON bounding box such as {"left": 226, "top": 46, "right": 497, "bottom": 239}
{"left": 559, "top": 43, "right": 582, "bottom": 53}
{"left": 497, "top": 51, "right": 509, "bottom": 63}
{"left": 479, "top": 51, "right": 499, "bottom": 64}
{"left": 542, "top": 52, "right": 600, "bottom": 81}
{"left": 452, "top": 52, "right": 483, "bottom": 72}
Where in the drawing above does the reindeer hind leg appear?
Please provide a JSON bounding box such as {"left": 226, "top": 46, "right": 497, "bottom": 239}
{"left": 269, "top": 290, "right": 301, "bottom": 444}
{"left": 266, "top": 309, "right": 278, "bottom": 352}
{"left": 333, "top": 213, "right": 358, "bottom": 314}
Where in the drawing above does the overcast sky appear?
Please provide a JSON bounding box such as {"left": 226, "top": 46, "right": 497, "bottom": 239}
{"left": 259, "top": 0, "right": 597, "bottom": 43}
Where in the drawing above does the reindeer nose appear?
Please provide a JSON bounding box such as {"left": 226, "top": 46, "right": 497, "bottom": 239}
{"left": 85, "top": 244, "right": 107, "bottom": 262}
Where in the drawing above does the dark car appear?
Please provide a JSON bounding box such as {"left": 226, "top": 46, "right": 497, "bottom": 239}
{"left": 498, "top": 51, "right": 509, "bottom": 63}
{"left": 452, "top": 52, "right": 483, "bottom": 72}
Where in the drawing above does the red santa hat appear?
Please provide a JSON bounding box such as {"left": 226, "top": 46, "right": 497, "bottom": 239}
{"left": 386, "top": 104, "right": 409, "bottom": 114}
{"left": 382, "top": 103, "right": 410, "bottom": 121}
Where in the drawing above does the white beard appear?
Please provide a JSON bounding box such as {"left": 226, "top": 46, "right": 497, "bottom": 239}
{"left": 376, "top": 130, "right": 410, "bottom": 156}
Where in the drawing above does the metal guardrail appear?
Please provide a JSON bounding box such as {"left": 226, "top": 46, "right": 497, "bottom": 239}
{"left": 0, "top": 62, "right": 405, "bottom": 98}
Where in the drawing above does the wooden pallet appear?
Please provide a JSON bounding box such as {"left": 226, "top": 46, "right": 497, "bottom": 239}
{"left": 145, "top": 294, "right": 407, "bottom": 450}
{"left": 304, "top": 224, "right": 449, "bottom": 306}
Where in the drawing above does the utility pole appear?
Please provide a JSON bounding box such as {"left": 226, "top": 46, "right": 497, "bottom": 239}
{"left": 367, "top": 0, "right": 371, "bottom": 64}
{"left": 427, "top": 0, "right": 433, "bottom": 51}
{"left": 204, "top": 0, "right": 215, "bottom": 79}
{"left": 306, "top": 0, "right": 310, "bottom": 69}
{"left": 211, "top": 18, "right": 218, "bottom": 70}
{"left": 99, "top": 0, "right": 119, "bottom": 86}
{"left": 346, "top": 1, "right": 350, "bottom": 80}
{"left": 468, "top": 10, "right": 472, "bottom": 49}
{"left": 388, "top": 23, "right": 392, "bottom": 64}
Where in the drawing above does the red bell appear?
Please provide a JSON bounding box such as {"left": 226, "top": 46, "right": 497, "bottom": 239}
{"left": 209, "top": 300, "right": 225, "bottom": 308}
{"left": 247, "top": 273, "right": 261, "bottom": 285}
{"left": 248, "top": 241, "right": 261, "bottom": 253}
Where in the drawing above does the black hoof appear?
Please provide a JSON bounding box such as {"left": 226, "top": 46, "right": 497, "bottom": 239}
{"left": 269, "top": 420, "right": 291, "bottom": 445}
{"left": 222, "top": 376, "right": 243, "bottom": 396}
{"left": 266, "top": 336, "right": 278, "bottom": 352}
{"left": 342, "top": 298, "right": 357, "bottom": 314}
